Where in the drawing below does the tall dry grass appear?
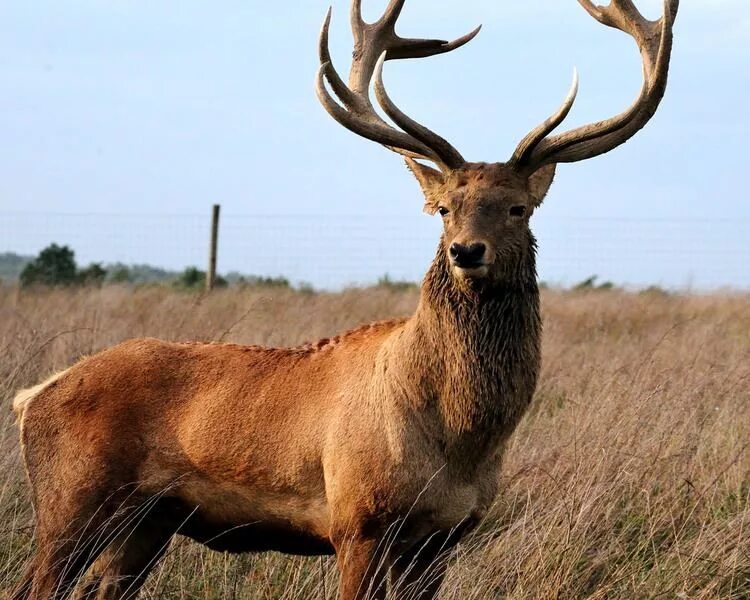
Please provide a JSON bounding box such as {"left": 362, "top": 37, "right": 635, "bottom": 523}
{"left": 0, "top": 285, "right": 748, "bottom": 599}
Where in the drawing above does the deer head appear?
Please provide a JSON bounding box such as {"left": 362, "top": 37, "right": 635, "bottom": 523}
{"left": 317, "top": 0, "right": 678, "bottom": 287}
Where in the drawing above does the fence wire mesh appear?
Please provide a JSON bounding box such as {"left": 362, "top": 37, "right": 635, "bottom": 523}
{"left": 1, "top": 211, "right": 748, "bottom": 290}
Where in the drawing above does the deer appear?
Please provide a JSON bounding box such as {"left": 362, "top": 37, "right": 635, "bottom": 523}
{"left": 10, "top": 1, "right": 678, "bottom": 598}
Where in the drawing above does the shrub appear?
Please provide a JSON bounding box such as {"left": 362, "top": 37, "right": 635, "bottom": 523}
{"left": 573, "top": 275, "right": 618, "bottom": 292}
{"left": 77, "top": 263, "right": 108, "bottom": 287}
{"left": 19, "top": 244, "right": 78, "bottom": 287}
{"left": 174, "top": 267, "right": 227, "bottom": 290}
{"left": 109, "top": 265, "right": 133, "bottom": 284}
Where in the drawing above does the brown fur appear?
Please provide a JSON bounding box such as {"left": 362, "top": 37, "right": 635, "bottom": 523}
{"left": 12, "top": 163, "right": 552, "bottom": 600}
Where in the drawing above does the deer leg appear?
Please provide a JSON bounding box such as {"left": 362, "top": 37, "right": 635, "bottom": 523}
{"left": 72, "top": 515, "right": 173, "bottom": 600}
{"left": 9, "top": 503, "right": 104, "bottom": 599}
{"left": 12, "top": 483, "right": 158, "bottom": 600}
{"left": 388, "top": 524, "right": 473, "bottom": 600}
{"left": 14, "top": 528, "right": 103, "bottom": 600}
{"left": 334, "top": 533, "right": 390, "bottom": 600}
{"left": 8, "top": 558, "right": 37, "bottom": 600}
{"left": 389, "top": 548, "right": 450, "bottom": 600}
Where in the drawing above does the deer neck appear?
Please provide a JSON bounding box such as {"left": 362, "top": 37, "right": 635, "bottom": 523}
{"left": 394, "top": 237, "right": 542, "bottom": 447}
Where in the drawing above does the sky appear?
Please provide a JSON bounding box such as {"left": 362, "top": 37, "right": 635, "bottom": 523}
{"left": 0, "top": 0, "right": 748, "bottom": 289}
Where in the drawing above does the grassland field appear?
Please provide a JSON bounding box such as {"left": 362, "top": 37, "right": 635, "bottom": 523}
{"left": 0, "top": 285, "right": 748, "bottom": 599}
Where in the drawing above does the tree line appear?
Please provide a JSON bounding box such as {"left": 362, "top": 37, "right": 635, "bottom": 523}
{"left": 12, "top": 244, "right": 292, "bottom": 290}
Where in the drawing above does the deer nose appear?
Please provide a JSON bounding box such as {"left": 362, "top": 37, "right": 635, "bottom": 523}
{"left": 449, "top": 242, "right": 487, "bottom": 268}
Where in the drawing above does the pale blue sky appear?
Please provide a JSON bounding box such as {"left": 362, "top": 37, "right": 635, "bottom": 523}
{"left": 0, "top": 1, "right": 748, "bottom": 288}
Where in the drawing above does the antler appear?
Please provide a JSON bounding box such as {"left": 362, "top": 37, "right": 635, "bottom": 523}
{"left": 316, "top": 1, "right": 480, "bottom": 171}
{"left": 510, "top": 0, "right": 679, "bottom": 175}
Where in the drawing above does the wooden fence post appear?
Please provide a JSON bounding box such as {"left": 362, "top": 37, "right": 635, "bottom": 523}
{"left": 207, "top": 204, "right": 221, "bottom": 291}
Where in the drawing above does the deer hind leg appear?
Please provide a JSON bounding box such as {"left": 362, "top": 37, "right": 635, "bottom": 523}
{"left": 8, "top": 559, "right": 37, "bottom": 600}
{"left": 12, "top": 428, "right": 157, "bottom": 600}
{"left": 12, "top": 492, "right": 170, "bottom": 600}
{"left": 72, "top": 514, "right": 174, "bottom": 600}
{"left": 7, "top": 515, "right": 75, "bottom": 599}
{"left": 13, "top": 380, "right": 159, "bottom": 599}
{"left": 11, "top": 513, "right": 112, "bottom": 600}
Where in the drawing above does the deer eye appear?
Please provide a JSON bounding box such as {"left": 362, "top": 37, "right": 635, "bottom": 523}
{"left": 509, "top": 205, "right": 527, "bottom": 218}
{"left": 438, "top": 207, "right": 450, "bottom": 217}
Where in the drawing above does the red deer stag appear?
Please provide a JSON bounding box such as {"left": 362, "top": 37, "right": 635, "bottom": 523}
{"left": 11, "top": 1, "right": 678, "bottom": 598}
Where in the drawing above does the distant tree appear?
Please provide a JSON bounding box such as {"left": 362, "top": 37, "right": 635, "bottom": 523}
{"left": 573, "top": 275, "right": 599, "bottom": 291}
{"left": 109, "top": 265, "right": 133, "bottom": 283}
{"left": 640, "top": 285, "right": 670, "bottom": 297}
{"left": 77, "top": 263, "right": 108, "bottom": 286}
{"left": 107, "top": 263, "right": 176, "bottom": 284}
{"left": 174, "top": 267, "right": 227, "bottom": 290}
{"left": 297, "top": 281, "right": 316, "bottom": 295}
{"left": 226, "top": 272, "right": 291, "bottom": 289}
{"left": 20, "top": 244, "right": 78, "bottom": 287}
{"left": 0, "top": 252, "right": 33, "bottom": 280}
{"left": 175, "top": 266, "right": 205, "bottom": 289}
{"left": 573, "top": 275, "right": 618, "bottom": 292}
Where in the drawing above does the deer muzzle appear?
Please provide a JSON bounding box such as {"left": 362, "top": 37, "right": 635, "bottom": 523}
{"left": 450, "top": 242, "right": 486, "bottom": 267}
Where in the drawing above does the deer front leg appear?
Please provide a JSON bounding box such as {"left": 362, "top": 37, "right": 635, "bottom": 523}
{"left": 333, "top": 530, "right": 389, "bottom": 600}
{"left": 388, "top": 517, "right": 479, "bottom": 599}
{"left": 388, "top": 532, "right": 458, "bottom": 599}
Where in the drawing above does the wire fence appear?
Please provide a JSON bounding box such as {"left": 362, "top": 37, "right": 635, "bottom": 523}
{"left": 1, "top": 211, "right": 748, "bottom": 291}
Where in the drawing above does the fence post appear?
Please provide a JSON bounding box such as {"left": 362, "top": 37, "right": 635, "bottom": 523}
{"left": 207, "top": 204, "right": 221, "bottom": 291}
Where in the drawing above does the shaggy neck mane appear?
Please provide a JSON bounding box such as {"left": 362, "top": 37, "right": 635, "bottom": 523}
{"left": 400, "top": 236, "right": 542, "bottom": 448}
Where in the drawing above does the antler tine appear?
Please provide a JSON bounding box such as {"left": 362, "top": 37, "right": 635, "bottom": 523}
{"left": 580, "top": 0, "right": 680, "bottom": 38}
{"left": 578, "top": 0, "right": 676, "bottom": 71}
{"left": 511, "top": 0, "right": 678, "bottom": 175}
{"left": 381, "top": 0, "right": 407, "bottom": 28}
{"left": 578, "top": 0, "right": 651, "bottom": 30}
{"left": 577, "top": 0, "right": 607, "bottom": 23}
{"left": 319, "top": 8, "right": 357, "bottom": 110}
{"left": 387, "top": 26, "right": 482, "bottom": 61}
{"left": 351, "top": 0, "right": 363, "bottom": 30}
{"left": 317, "top": 8, "right": 443, "bottom": 165}
{"left": 510, "top": 70, "right": 579, "bottom": 168}
{"left": 317, "top": 1, "right": 479, "bottom": 171}
{"left": 374, "top": 53, "right": 466, "bottom": 169}
{"left": 316, "top": 62, "right": 440, "bottom": 161}
{"left": 346, "top": 2, "right": 480, "bottom": 95}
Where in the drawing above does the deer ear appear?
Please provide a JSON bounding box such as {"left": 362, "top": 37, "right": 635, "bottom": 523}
{"left": 527, "top": 164, "right": 557, "bottom": 208}
{"left": 405, "top": 158, "right": 445, "bottom": 214}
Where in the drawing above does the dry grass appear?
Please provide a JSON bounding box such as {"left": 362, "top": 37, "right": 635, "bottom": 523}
{"left": 0, "top": 285, "right": 748, "bottom": 599}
